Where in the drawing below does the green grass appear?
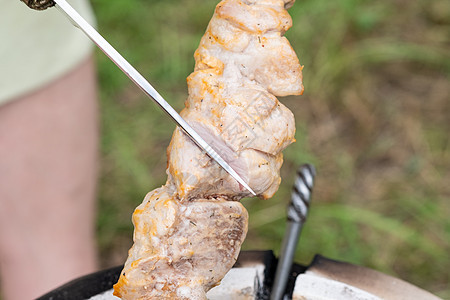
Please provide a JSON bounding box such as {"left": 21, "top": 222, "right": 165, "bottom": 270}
{"left": 92, "top": 0, "right": 450, "bottom": 297}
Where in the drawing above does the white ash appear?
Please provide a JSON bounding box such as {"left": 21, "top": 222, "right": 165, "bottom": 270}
{"left": 87, "top": 289, "right": 118, "bottom": 300}
{"left": 88, "top": 264, "right": 264, "bottom": 300}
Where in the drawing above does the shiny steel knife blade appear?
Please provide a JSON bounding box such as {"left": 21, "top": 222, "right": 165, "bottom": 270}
{"left": 52, "top": 0, "right": 256, "bottom": 196}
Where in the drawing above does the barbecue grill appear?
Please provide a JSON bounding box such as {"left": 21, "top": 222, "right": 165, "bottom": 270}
{"left": 36, "top": 165, "right": 441, "bottom": 300}
{"left": 36, "top": 250, "right": 441, "bottom": 300}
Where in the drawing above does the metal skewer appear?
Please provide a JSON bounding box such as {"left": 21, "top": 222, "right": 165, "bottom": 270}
{"left": 20, "top": 0, "right": 256, "bottom": 196}
{"left": 271, "top": 164, "right": 316, "bottom": 300}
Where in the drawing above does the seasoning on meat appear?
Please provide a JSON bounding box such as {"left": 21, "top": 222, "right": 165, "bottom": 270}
{"left": 114, "top": 0, "right": 303, "bottom": 298}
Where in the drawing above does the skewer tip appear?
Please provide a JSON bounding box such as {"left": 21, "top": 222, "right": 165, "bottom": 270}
{"left": 237, "top": 178, "right": 257, "bottom": 196}
{"left": 246, "top": 185, "right": 257, "bottom": 197}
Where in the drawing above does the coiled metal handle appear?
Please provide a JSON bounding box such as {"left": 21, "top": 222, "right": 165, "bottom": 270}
{"left": 271, "top": 164, "right": 316, "bottom": 300}
{"left": 21, "top": 0, "right": 55, "bottom": 10}
{"left": 287, "top": 164, "right": 316, "bottom": 223}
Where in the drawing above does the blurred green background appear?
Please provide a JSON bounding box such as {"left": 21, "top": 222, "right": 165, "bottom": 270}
{"left": 91, "top": 0, "right": 450, "bottom": 297}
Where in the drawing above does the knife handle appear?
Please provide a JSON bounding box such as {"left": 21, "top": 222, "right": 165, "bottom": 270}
{"left": 21, "top": 0, "right": 56, "bottom": 10}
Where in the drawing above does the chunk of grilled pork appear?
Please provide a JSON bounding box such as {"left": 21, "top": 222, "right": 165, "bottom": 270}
{"left": 114, "top": 0, "right": 303, "bottom": 298}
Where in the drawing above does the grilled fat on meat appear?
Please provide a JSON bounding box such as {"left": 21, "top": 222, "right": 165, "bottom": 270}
{"left": 114, "top": 0, "right": 303, "bottom": 298}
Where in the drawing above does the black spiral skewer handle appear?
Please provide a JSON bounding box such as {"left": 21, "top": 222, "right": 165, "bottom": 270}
{"left": 20, "top": 0, "right": 55, "bottom": 10}
{"left": 271, "top": 164, "right": 316, "bottom": 300}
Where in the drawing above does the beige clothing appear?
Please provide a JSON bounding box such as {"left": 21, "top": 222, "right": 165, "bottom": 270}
{"left": 0, "top": 0, "right": 95, "bottom": 105}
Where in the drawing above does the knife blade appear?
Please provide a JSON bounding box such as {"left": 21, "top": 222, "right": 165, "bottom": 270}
{"left": 36, "top": 0, "right": 256, "bottom": 196}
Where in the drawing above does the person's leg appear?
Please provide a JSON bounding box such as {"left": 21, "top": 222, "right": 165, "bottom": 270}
{"left": 0, "top": 57, "right": 98, "bottom": 300}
